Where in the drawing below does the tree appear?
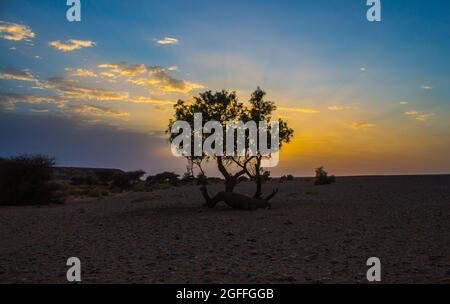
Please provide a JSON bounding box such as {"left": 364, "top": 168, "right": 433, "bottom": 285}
{"left": 234, "top": 87, "right": 293, "bottom": 198}
{"left": 0, "top": 154, "right": 61, "bottom": 205}
{"left": 314, "top": 166, "right": 335, "bottom": 185}
{"left": 168, "top": 88, "right": 294, "bottom": 207}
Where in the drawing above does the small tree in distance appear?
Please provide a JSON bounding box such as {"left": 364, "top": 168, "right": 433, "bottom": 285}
{"left": 314, "top": 166, "right": 335, "bottom": 185}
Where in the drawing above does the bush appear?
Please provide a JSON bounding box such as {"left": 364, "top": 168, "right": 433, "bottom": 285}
{"left": 286, "top": 174, "right": 295, "bottom": 181}
{"left": 112, "top": 170, "right": 146, "bottom": 190}
{"left": 70, "top": 175, "right": 96, "bottom": 186}
{"left": 95, "top": 170, "right": 117, "bottom": 185}
{"left": 262, "top": 170, "right": 271, "bottom": 182}
{"left": 0, "top": 154, "right": 63, "bottom": 205}
{"left": 146, "top": 171, "right": 179, "bottom": 186}
{"left": 314, "top": 166, "right": 335, "bottom": 185}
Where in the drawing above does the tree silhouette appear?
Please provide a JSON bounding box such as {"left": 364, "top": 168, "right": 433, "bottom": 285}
{"left": 168, "top": 87, "right": 293, "bottom": 207}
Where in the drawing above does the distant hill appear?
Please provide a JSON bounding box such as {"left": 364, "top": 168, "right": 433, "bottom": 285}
{"left": 53, "top": 167, "right": 124, "bottom": 181}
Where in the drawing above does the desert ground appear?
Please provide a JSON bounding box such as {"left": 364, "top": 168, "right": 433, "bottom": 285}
{"left": 0, "top": 175, "right": 449, "bottom": 283}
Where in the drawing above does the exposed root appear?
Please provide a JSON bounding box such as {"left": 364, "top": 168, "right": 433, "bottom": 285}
{"left": 200, "top": 185, "right": 278, "bottom": 210}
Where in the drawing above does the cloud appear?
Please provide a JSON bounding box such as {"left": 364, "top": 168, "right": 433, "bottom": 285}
{"left": 131, "top": 96, "right": 176, "bottom": 105}
{"left": 0, "top": 92, "right": 64, "bottom": 110}
{"left": 99, "top": 71, "right": 116, "bottom": 78}
{"left": 399, "top": 101, "right": 409, "bottom": 105}
{"left": 65, "top": 68, "right": 98, "bottom": 78}
{"left": 49, "top": 39, "right": 95, "bottom": 52}
{"left": 167, "top": 66, "right": 178, "bottom": 71}
{"left": 98, "top": 62, "right": 146, "bottom": 76}
{"left": 404, "top": 110, "right": 434, "bottom": 122}
{"left": 44, "top": 77, "right": 129, "bottom": 101}
{"left": 66, "top": 104, "right": 130, "bottom": 118}
{"left": 328, "top": 105, "right": 344, "bottom": 111}
{"left": 351, "top": 122, "right": 376, "bottom": 130}
{"left": 0, "top": 66, "right": 36, "bottom": 81}
{"left": 421, "top": 86, "right": 433, "bottom": 90}
{"left": 0, "top": 21, "right": 35, "bottom": 41}
{"left": 360, "top": 67, "right": 366, "bottom": 72}
{"left": 415, "top": 113, "right": 434, "bottom": 122}
{"left": 404, "top": 110, "right": 419, "bottom": 116}
{"left": 31, "top": 108, "right": 50, "bottom": 113}
{"left": 99, "top": 62, "right": 204, "bottom": 93}
{"left": 155, "top": 37, "right": 179, "bottom": 45}
{"left": 279, "top": 107, "right": 320, "bottom": 113}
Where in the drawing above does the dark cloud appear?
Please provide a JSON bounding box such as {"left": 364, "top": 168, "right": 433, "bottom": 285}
{"left": 0, "top": 111, "right": 185, "bottom": 174}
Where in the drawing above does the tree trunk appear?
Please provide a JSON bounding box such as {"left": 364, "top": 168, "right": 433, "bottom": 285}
{"left": 225, "top": 177, "right": 236, "bottom": 192}
{"left": 253, "top": 156, "right": 262, "bottom": 199}
{"left": 200, "top": 185, "right": 278, "bottom": 210}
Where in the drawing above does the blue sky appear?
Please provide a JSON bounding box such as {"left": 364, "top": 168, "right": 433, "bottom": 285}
{"left": 0, "top": 0, "right": 449, "bottom": 175}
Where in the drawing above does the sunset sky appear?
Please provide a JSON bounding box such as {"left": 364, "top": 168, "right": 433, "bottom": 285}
{"left": 1, "top": 0, "right": 449, "bottom": 176}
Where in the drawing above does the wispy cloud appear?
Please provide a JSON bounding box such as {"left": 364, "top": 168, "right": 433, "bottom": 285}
{"left": 65, "top": 68, "right": 98, "bottom": 78}
{"left": 0, "top": 66, "right": 36, "bottom": 81}
{"left": 328, "top": 105, "right": 344, "bottom": 111}
{"left": 98, "top": 63, "right": 146, "bottom": 76}
{"left": 279, "top": 107, "right": 320, "bottom": 113}
{"left": 44, "top": 77, "right": 129, "bottom": 101}
{"left": 155, "top": 37, "right": 179, "bottom": 45}
{"left": 404, "top": 110, "right": 434, "bottom": 122}
{"left": 327, "top": 104, "right": 360, "bottom": 111}
{"left": 0, "top": 92, "right": 64, "bottom": 110}
{"left": 131, "top": 96, "right": 176, "bottom": 105}
{"left": 421, "top": 85, "right": 433, "bottom": 90}
{"left": 99, "top": 61, "right": 204, "bottom": 93}
{"left": 415, "top": 113, "right": 434, "bottom": 121}
{"left": 405, "top": 110, "right": 419, "bottom": 116}
{"left": 66, "top": 104, "right": 130, "bottom": 118}
{"left": 49, "top": 39, "right": 95, "bottom": 52}
{"left": 0, "top": 21, "right": 35, "bottom": 41}
{"left": 351, "top": 122, "right": 376, "bottom": 130}
{"left": 399, "top": 101, "right": 409, "bottom": 105}
{"left": 31, "top": 108, "right": 50, "bottom": 113}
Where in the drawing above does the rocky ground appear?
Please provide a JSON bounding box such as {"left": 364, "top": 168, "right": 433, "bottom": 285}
{"left": 0, "top": 175, "right": 449, "bottom": 283}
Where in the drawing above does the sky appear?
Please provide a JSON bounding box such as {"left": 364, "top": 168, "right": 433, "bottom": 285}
{"left": 0, "top": 0, "right": 449, "bottom": 176}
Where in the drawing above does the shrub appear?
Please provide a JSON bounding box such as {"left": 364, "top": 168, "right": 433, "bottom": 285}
{"left": 112, "top": 170, "right": 146, "bottom": 190}
{"left": 95, "top": 170, "right": 117, "bottom": 185}
{"left": 314, "top": 166, "right": 335, "bottom": 185}
{"left": 0, "top": 154, "right": 63, "bottom": 205}
{"left": 146, "top": 171, "right": 179, "bottom": 186}
{"left": 70, "top": 175, "right": 96, "bottom": 186}
{"left": 286, "top": 174, "right": 295, "bottom": 181}
{"left": 262, "top": 170, "right": 271, "bottom": 182}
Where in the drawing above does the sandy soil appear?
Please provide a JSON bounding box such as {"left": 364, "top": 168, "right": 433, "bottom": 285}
{"left": 0, "top": 175, "right": 449, "bottom": 283}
